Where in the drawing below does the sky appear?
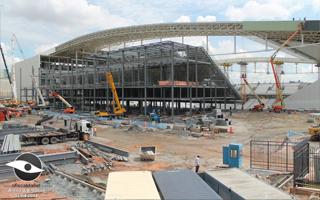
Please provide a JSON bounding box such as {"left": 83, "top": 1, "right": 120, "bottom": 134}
{"left": 0, "top": 0, "right": 320, "bottom": 83}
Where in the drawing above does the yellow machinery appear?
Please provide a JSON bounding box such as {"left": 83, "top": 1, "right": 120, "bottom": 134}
{"left": 95, "top": 72, "right": 126, "bottom": 117}
{"left": 309, "top": 115, "right": 320, "bottom": 141}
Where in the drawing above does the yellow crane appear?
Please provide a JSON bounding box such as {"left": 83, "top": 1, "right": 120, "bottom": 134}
{"left": 309, "top": 115, "right": 320, "bottom": 141}
{"left": 95, "top": 72, "right": 126, "bottom": 117}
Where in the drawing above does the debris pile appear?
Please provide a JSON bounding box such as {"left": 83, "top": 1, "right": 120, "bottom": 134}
{"left": 185, "top": 110, "right": 232, "bottom": 137}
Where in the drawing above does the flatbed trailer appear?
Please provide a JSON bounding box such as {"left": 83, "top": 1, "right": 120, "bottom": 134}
{"left": 21, "top": 131, "right": 83, "bottom": 145}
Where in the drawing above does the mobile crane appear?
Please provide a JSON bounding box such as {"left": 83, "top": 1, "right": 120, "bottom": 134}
{"left": 270, "top": 23, "right": 302, "bottom": 112}
{"left": 50, "top": 92, "right": 75, "bottom": 114}
{"left": 242, "top": 75, "right": 265, "bottom": 112}
{"left": 32, "top": 76, "right": 49, "bottom": 109}
{"left": 95, "top": 72, "right": 126, "bottom": 117}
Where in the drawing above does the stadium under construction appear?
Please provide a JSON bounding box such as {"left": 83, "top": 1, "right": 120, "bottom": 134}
{"left": 39, "top": 41, "right": 239, "bottom": 115}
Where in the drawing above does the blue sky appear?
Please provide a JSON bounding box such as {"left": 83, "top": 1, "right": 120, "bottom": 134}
{"left": 0, "top": 0, "right": 319, "bottom": 83}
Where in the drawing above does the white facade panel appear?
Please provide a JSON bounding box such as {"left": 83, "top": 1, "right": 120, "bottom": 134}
{"left": 13, "top": 55, "right": 40, "bottom": 100}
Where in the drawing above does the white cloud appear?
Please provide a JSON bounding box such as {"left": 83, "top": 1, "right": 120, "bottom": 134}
{"left": 196, "top": 16, "right": 217, "bottom": 22}
{"left": 175, "top": 16, "right": 191, "bottom": 22}
{"left": 225, "top": 0, "right": 304, "bottom": 20}
{"left": 312, "top": 0, "right": 320, "bottom": 10}
{"left": 6, "top": 0, "right": 132, "bottom": 30}
{"left": 2, "top": 0, "right": 135, "bottom": 58}
{"left": 35, "top": 43, "right": 58, "bottom": 55}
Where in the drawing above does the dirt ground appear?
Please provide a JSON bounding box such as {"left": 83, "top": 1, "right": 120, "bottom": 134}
{"left": 93, "top": 111, "right": 310, "bottom": 171}
{"left": 0, "top": 111, "right": 312, "bottom": 199}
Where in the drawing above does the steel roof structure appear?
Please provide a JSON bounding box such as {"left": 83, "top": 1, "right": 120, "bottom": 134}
{"left": 215, "top": 57, "right": 317, "bottom": 65}
{"left": 52, "top": 20, "right": 320, "bottom": 63}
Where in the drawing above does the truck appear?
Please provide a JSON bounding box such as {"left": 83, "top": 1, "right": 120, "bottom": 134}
{"left": 21, "top": 119, "right": 95, "bottom": 145}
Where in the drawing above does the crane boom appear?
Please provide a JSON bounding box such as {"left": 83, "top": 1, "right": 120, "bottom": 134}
{"left": 50, "top": 91, "right": 75, "bottom": 113}
{"left": 243, "top": 78, "right": 263, "bottom": 105}
{"left": 0, "top": 44, "right": 16, "bottom": 99}
{"left": 31, "top": 76, "right": 46, "bottom": 106}
{"left": 270, "top": 23, "right": 302, "bottom": 112}
{"left": 51, "top": 92, "right": 72, "bottom": 107}
{"left": 106, "top": 72, "right": 126, "bottom": 115}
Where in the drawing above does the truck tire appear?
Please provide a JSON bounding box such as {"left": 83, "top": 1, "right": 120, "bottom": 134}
{"left": 50, "top": 137, "right": 59, "bottom": 144}
{"left": 41, "top": 137, "right": 50, "bottom": 145}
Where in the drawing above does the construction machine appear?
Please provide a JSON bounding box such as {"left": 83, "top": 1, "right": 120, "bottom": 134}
{"left": 31, "top": 76, "right": 49, "bottom": 109}
{"left": 308, "top": 115, "right": 320, "bottom": 141}
{"left": 242, "top": 75, "right": 265, "bottom": 112}
{"left": 22, "top": 118, "right": 95, "bottom": 145}
{"left": 0, "top": 44, "right": 17, "bottom": 100}
{"left": 150, "top": 109, "right": 160, "bottom": 123}
{"left": 50, "top": 92, "right": 75, "bottom": 114}
{"left": 95, "top": 72, "right": 126, "bottom": 117}
{"left": 269, "top": 23, "right": 302, "bottom": 113}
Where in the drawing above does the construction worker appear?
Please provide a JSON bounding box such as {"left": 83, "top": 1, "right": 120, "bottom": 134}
{"left": 195, "top": 155, "right": 200, "bottom": 173}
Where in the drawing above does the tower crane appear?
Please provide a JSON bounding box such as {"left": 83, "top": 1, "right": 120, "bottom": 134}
{"left": 270, "top": 23, "right": 302, "bottom": 112}
{"left": 9, "top": 33, "right": 25, "bottom": 101}
{"left": 50, "top": 92, "right": 75, "bottom": 114}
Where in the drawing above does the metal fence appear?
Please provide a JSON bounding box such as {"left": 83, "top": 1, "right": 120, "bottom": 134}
{"left": 294, "top": 141, "right": 320, "bottom": 188}
{"left": 250, "top": 140, "right": 296, "bottom": 172}
{"left": 250, "top": 139, "right": 320, "bottom": 188}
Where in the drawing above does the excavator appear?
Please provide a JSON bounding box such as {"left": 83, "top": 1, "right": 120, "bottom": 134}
{"left": 269, "top": 23, "right": 302, "bottom": 113}
{"left": 50, "top": 92, "right": 75, "bottom": 114}
{"left": 242, "top": 75, "right": 265, "bottom": 112}
{"left": 95, "top": 72, "right": 126, "bottom": 117}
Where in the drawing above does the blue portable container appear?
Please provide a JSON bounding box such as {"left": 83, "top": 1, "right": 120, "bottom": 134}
{"left": 222, "top": 143, "right": 243, "bottom": 168}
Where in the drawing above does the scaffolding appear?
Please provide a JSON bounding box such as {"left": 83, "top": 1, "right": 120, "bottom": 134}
{"left": 38, "top": 41, "right": 240, "bottom": 117}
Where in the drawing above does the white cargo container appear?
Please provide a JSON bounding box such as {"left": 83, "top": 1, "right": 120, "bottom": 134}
{"left": 105, "top": 171, "right": 160, "bottom": 200}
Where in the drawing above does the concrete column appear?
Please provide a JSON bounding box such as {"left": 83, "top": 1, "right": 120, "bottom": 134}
{"left": 238, "top": 62, "right": 247, "bottom": 109}
{"left": 316, "top": 64, "right": 320, "bottom": 80}
{"left": 144, "top": 47, "right": 147, "bottom": 115}
{"left": 274, "top": 60, "right": 284, "bottom": 83}
{"left": 222, "top": 63, "right": 231, "bottom": 79}
{"left": 121, "top": 50, "right": 125, "bottom": 106}
{"left": 233, "top": 33, "right": 237, "bottom": 54}
{"left": 206, "top": 35, "right": 209, "bottom": 52}
{"left": 265, "top": 34, "right": 268, "bottom": 50}
{"left": 171, "top": 43, "right": 175, "bottom": 121}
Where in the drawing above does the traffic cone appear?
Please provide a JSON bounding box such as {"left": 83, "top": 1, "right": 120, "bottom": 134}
{"left": 228, "top": 127, "right": 234, "bottom": 134}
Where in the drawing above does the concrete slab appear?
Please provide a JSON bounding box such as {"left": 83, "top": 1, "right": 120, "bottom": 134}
{"left": 203, "top": 168, "right": 293, "bottom": 200}
{"left": 105, "top": 171, "right": 160, "bottom": 200}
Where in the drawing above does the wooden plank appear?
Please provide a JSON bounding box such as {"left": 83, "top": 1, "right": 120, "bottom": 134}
{"left": 105, "top": 171, "right": 160, "bottom": 200}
